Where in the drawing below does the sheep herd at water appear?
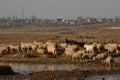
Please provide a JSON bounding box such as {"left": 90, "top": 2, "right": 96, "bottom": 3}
{"left": 0, "top": 39, "right": 120, "bottom": 66}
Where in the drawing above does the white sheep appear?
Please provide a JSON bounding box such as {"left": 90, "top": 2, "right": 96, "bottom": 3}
{"left": 93, "top": 43, "right": 104, "bottom": 53}
{"left": 105, "top": 43, "right": 118, "bottom": 54}
{"left": 0, "top": 45, "right": 8, "bottom": 55}
{"left": 84, "top": 44, "right": 96, "bottom": 53}
{"left": 64, "top": 44, "right": 79, "bottom": 57}
{"left": 36, "top": 48, "right": 46, "bottom": 57}
{"left": 45, "top": 41, "right": 57, "bottom": 57}
{"left": 93, "top": 53, "right": 107, "bottom": 61}
{"left": 71, "top": 50, "right": 86, "bottom": 61}
{"left": 58, "top": 42, "right": 68, "bottom": 51}
{"left": 20, "top": 41, "right": 27, "bottom": 53}
{"left": 105, "top": 56, "right": 113, "bottom": 66}
{"left": 20, "top": 42, "right": 38, "bottom": 53}
{"left": 82, "top": 52, "right": 96, "bottom": 60}
{"left": 10, "top": 45, "right": 21, "bottom": 54}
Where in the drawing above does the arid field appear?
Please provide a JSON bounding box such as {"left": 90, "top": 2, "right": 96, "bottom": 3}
{"left": 0, "top": 24, "right": 120, "bottom": 80}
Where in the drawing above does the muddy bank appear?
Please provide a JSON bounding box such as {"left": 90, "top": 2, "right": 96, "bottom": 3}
{"left": 26, "top": 69, "right": 120, "bottom": 79}
{"left": 0, "top": 69, "right": 120, "bottom": 80}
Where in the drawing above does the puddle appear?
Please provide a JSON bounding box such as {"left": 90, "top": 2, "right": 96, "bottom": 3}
{"left": 0, "top": 62, "right": 118, "bottom": 74}
{"left": 0, "top": 62, "right": 80, "bottom": 74}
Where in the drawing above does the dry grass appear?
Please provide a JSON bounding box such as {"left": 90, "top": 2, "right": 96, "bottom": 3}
{"left": 0, "top": 24, "right": 120, "bottom": 44}
{"left": 0, "top": 31, "right": 120, "bottom": 45}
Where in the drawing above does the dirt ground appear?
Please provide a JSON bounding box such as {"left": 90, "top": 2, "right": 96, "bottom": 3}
{"left": 0, "top": 27, "right": 120, "bottom": 80}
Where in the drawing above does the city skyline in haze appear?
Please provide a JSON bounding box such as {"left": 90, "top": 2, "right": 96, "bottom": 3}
{"left": 0, "top": 0, "right": 120, "bottom": 19}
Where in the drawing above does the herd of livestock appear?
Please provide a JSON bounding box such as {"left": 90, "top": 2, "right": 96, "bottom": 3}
{"left": 0, "top": 39, "right": 120, "bottom": 66}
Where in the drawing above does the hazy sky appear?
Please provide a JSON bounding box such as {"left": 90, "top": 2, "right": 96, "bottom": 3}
{"left": 0, "top": 0, "right": 120, "bottom": 19}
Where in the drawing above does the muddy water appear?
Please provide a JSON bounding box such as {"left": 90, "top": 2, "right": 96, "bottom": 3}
{"left": 0, "top": 62, "right": 103, "bottom": 74}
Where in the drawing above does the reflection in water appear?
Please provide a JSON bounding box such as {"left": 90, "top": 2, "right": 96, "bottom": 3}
{"left": 0, "top": 62, "right": 118, "bottom": 75}
{"left": 0, "top": 62, "right": 80, "bottom": 74}
{"left": 0, "top": 62, "right": 102, "bottom": 74}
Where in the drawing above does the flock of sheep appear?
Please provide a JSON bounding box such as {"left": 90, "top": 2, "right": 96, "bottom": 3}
{"left": 0, "top": 39, "right": 120, "bottom": 66}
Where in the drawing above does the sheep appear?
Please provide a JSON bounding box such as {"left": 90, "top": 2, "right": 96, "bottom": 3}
{"left": 0, "top": 45, "right": 8, "bottom": 56}
{"left": 71, "top": 50, "right": 86, "bottom": 61}
{"left": 45, "top": 41, "right": 58, "bottom": 57}
{"left": 55, "top": 43, "right": 68, "bottom": 55}
{"left": 30, "top": 43, "right": 38, "bottom": 53}
{"left": 33, "top": 41, "right": 43, "bottom": 45}
{"left": 64, "top": 44, "right": 79, "bottom": 57}
{"left": 93, "top": 53, "right": 107, "bottom": 61}
{"left": 58, "top": 42, "right": 68, "bottom": 51}
{"left": 84, "top": 44, "right": 96, "bottom": 53}
{"left": 93, "top": 43, "right": 104, "bottom": 53}
{"left": 24, "top": 43, "right": 33, "bottom": 53}
{"left": 20, "top": 42, "right": 34, "bottom": 53}
{"left": 20, "top": 42, "right": 38, "bottom": 53}
{"left": 105, "top": 56, "right": 114, "bottom": 66}
{"left": 82, "top": 52, "right": 96, "bottom": 60}
{"left": 33, "top": 41, "right": 46, "bottom": 49}
{"left": 104, "top": 43, "right": 119, "bottom": 54}
{"left": 36, "top": 48, "right": 46, "bottom": 57}
{"left": 107, "top": 43, "right": 118, "bottom": 48}
{"left": 9, "top": 45, "right": 21, "bottom": 54}
{"left": 20, "top": 41, "right": 27, "bottom": 53}
{"left": 106, "top": 47, "right": 116, "bottom": 54}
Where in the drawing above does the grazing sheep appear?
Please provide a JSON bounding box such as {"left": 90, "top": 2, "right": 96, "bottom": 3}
{"left": 10, "top": 45, "right": 21, "bottom": 54}
{"left": 21, "top": 42, "right": 33, "bottom": 53}
{"left": 36, "top": 48, "right": 46, "bottom": 57}
{"left": 105, "top": 56, "right": 113, "bottom": 66}
{"left": 45, "top": 41, "right": 58, "bottom": 57}
{"left": 24, "top": 43, "right": 33, "bottom": 52}
{"left": 71, "top": 50, "right": 86, "bottom": 61}
{"left": 33, "top": 41, "right": 43, "bottom": 45}
{"left": 93, "top": 53, "right": 107, "bottom": 61}
{"left": 82, "top": 52, "right": 96, "bottom": 60}
{"left": 30, "top": 44, "right": 38, "bottom": 53}
{"left": 93, "top": 43, "right": 104, "bottom": 53}
{"left": 107, "top": 43, "right": 118, "bottom": 48}
{"left": 20, "top": 42, "right": 38, "bottom": 53}
{"left": 0, "top": 45, "right": 8, "bottom": 56}
{"left": 59, "top": 42, "right": 68, "bottom": 50}
{"left": 20, "top": 41, "right": 27, "bottom": 53}
{"left": 105, "top": 43, "right": 118, "bottom": 54}
{"left": 106, "top": 47, "right": 116, "bottom": 54}
{"left": 64, "top": 44, "right": 79, "bottom": 57}
{"left": 84, "top": 44, "right": 96, "bottom": 53}
{"left": 36, "top": 42, "right": 46, "bottom": 50}
{"left": 33, "top": 41, "right": 46, "bottom": 49}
